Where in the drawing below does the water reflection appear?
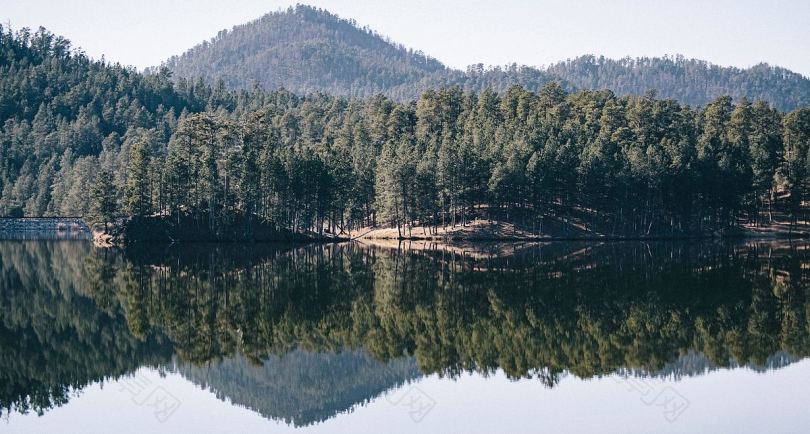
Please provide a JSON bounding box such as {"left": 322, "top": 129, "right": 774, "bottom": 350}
{"left": 2, "top": 240, "right": 810, "bottom": 426}
{"left": 176, "top": 350, "right": 419, "bottom": 426}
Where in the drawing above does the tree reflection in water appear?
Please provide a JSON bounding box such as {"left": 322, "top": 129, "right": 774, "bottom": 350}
{"left": 2, "top": 240, "right": 810, "bottom": 426}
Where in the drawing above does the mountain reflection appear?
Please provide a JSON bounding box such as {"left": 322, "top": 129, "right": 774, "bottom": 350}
{"left": 2, "top": 240, "right": 810, "bottom": 426}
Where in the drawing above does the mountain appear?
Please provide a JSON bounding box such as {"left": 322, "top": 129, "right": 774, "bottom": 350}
{"left": 160, "top": 5, "right": 810, "bottom": 110}
{"left": 158, "top": 5, "right": 562, "bottom": 100}
{"left": 160, "top": 5, "right": 447, "bottom": 97}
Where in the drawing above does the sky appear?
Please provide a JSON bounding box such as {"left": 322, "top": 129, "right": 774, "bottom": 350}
{"left": 1, "top": 0, "right": 809, "bottom": 76}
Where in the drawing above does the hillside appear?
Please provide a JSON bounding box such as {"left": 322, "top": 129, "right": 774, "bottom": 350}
{"left": 548, "top": 55, "right": 810, "bottom": 111}
{"left": 161, "top": 5, "right": 447, "bottom": 97}
{"left": 160, "top": 5, "right": 810, "bottom": 110}
{"left": 0, "top": 24, "right": 230, "bottom": 217}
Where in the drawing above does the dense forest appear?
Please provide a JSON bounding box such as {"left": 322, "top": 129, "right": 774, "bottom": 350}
{"left": 0, "top": 25, "right": 235, "bottom": 218}
{"left": 3, "top": 24, "right": 810, "bottom": 239}
{"left": 162, "top": 5, "right": 810, "bottom": 110}
{"left": 3, "top": 240, "right": 810, "bottom": 420}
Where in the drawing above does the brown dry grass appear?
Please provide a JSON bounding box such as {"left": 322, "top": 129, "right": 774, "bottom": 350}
{"left": 350, "top": 219, "right": 545, "bottom": 240}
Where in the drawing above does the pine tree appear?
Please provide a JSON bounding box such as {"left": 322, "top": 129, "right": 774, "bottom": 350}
{"left": 89, "top": 169, "right": 117, "bottom": 232}
{"left": 124, "top": 139, "right": 151, "bottom": 217}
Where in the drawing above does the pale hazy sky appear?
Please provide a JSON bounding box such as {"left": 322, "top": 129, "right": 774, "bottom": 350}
{"left": 1, "top": 0, "right": 809, "bottom": 76}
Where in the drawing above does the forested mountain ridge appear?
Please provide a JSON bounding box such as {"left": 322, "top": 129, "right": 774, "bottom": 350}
{"left": 160, "top": 5, "right": 810, "bottom": 110}
{"left": 160, "top": 5, "right": 447, "bottom": 98}
{"left": 547, "top": 55, "right": 810, "bottom": 112}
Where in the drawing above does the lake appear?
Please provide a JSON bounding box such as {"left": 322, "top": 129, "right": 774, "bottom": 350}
{"left": 2, "top": 240, "right": 810, "bottom": 433}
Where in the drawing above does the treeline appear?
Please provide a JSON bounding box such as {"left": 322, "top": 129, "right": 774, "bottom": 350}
{"left": 4, "top": 25, "right": 810, "bottom": 238}
{"left": 95, "top": 85, "right": 810, "bottom": 238}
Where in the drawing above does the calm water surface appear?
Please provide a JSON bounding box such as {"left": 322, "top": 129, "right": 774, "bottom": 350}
{"left": 2, "top": 240, "right": 810, "bottom": 433}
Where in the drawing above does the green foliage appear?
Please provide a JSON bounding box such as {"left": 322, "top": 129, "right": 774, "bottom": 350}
{"left": 0, "top": 24, "right": 224, "bottom": 218}
{"left": 0, "top": 241, "right": 171, "bottom": 417}
{"left": 782, "top": 108, "right": 810, "bottom": 214}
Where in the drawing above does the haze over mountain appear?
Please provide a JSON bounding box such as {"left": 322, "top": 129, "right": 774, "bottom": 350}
{"left": 160, "top": 5, "right": 810, "bottom": 110}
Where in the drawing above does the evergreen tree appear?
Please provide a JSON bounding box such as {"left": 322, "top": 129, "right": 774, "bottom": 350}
{"left": 124, "top": 139, "right": 152, "bottom": 217}
{"left": 89, "top": 170, "right": 117, "bottom": 232}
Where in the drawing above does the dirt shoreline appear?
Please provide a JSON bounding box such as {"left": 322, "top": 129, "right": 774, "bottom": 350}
{"left": 348, "top": 219, "right": 810, "bottom": 242}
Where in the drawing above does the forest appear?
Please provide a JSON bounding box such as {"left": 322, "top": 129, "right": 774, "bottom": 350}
{"left": 3, "top": 25, "right": 810, "bottom": 239}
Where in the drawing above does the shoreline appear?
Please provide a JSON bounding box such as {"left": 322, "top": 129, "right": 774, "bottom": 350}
{"left": 348, "top": 219, "right": 810, "bottom": 243}
{"left": 92, "top": 230, "right": 810, "bottom": 248}
{"left": 2, "top": 217, "right": 809, "bottom": 246}
{"left": 350, "top": 232, "right": 810, "bottom": 243}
